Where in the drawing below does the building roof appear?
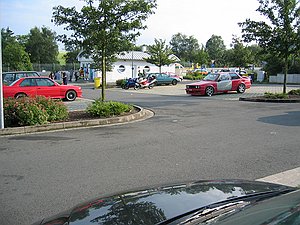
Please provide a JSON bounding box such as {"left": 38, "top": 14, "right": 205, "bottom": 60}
{"left": 117, "top": 51, "right": 150, "bottom": 61}
{"left": 77, "top": 51, "right": 180, "bottom": 62}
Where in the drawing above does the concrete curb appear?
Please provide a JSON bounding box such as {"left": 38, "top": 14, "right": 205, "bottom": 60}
{"left": 239, "top": 97, "right": 300, "bottom": 103}
{"left": 0, "top": 106, "right": 154, "bottom": 136}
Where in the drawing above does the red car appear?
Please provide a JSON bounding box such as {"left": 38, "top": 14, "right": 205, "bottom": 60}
{"left": 3, "top": 77, "right": 82, "bottom": 101}
{"left": 186, "top": 72, "right": 251, "bottom": 96}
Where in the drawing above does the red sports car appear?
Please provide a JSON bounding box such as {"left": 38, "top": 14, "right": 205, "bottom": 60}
{"left": 3, "top": 77, "right": 82, "bottom": 101}
{"left": 186, "top": 72, "right": 251, "bottom": 96}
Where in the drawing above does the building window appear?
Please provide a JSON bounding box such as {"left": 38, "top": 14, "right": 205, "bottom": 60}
{"left": 143, "top": 66, "right": 150, "bottom": 73}
{"left": 117, "top": 65, "right": 125, "bottom": 73}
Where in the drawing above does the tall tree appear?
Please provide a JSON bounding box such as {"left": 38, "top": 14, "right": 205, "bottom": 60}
{"left": 194, "top": 45, "right": 209, "bottom": 68}
{"left": 205, "top": 35, "right": 226, "bottom": 67}
{"left": 239, "top": 0, "right": 300, "bottom": 93}
{"left": 25, "top": 26, "right": 59, "bottom": 64}
{"left": 227, "top": 36, "right": 252, "bottom": 68}
{"left": 169, "top": 33, "right": 200, "bottom": 63}
{"left": 53, "top": 0, "right": 157, "bottom": 101}
{"left": 146, "top": 39, "right": 177, "bottom": 73}
{"left": 1, "top": 28, "right": 32, "bottom": 71}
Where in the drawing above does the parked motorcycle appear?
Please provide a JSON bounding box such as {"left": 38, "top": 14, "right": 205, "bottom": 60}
{"left": 134, "top": 76, "right": 157, "bottom": 90}
{"left": 123, "top": 78, "right": 138, "bottom": 89}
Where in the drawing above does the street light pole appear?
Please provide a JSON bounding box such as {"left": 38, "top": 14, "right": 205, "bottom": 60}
{"left": 0, "top": 31, "right": 4, "bottom": 129}
{"left": 131, "top": 51, "right": 134, "bottom": 78}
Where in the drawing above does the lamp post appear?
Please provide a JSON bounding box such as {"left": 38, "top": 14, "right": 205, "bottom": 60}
{"left": 131, "top": 51, "right": 134, "bottom": 78}
{"left": 0, "top": 31, "right": 4, "bottom": 129}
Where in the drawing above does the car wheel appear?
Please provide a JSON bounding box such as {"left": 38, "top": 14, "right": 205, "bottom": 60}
{"left": 172, "top": 79, "right": 178, "bottom": 85}
{"left": 65, "top": 90, "right": 77, "bottom": 101}
{"left": 205, "top": 86, "right": 214, "bottom": 96}
{"left": 15, "top": 93, "right": 27, "bottom": 99}
{"left": 237, "top": 83, "right": 246, "bottom": 93}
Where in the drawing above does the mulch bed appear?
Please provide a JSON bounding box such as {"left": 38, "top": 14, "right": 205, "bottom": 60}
{"left": 240, "top": 95, "right": 300, "bottom": 103}
{"left": 67, "top": 108, "right": 139, "bottom": 121}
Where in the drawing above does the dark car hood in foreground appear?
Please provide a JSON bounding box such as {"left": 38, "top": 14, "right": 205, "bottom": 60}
{"left": 34, "top": 180, "right": 295, "bottom": 225}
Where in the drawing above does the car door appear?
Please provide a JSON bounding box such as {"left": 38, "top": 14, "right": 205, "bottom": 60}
{"left": 217, "top": 74, "right": 232, "bottom": 91}
{"left": 230, "top": 73, "right": 241, "bottom": 90}
{"left": 156, "top": 74, "right": 163, "bottom": 85}
{"left": 18, "top": 78, "right": 38, "bottom": 97}
{"left": 35, "top": 78, "right": 59, "bottom": 98}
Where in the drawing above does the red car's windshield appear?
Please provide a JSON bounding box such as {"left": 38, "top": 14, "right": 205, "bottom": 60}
{"left": 203, "top": 73, "right": 219, "bottom": 81}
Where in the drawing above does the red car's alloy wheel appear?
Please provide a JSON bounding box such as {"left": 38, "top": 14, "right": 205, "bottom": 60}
{"left": 205, "top": 86, "right": 214, "bottom": 96}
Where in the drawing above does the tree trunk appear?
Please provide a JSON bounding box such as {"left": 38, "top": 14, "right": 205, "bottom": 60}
{"left": 101, "top": 49, "right": 106, "bottom": 101}
{"left": 159, "top": 66, "right": 161, "bottom": 74}
{"left": 283, "top": 55, "right": 288, "bottom": 94}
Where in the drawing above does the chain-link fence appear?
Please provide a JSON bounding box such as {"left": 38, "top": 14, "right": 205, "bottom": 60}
{"left": 2, "top": 63, "right": 81, "bottom": 73}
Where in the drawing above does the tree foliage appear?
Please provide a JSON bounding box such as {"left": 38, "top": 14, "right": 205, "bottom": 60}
{"left": 169, "top": 33, "right": 200, "bottom": 63}
{"left": 25, "top": 26, "right": 59, "bottom": 64}
{"left": 52, "top": 0, "right": 157, "bottom": 101}
{"left": 239, "top": 0, "right": 300, "bottom": 93}
{"left": 194, "top": 45, "right": 209, "bottom": 67}
{"left": 1, "top": 28, "right": 32, "bottom": 71}
{"left": 146, "top": 39, "right": 177, "bottom": 73}
{"left": 205, "top": 35, "right": 226, "bottom": 66}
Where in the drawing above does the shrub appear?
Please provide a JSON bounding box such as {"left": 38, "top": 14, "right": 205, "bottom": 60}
{"left": 288, "top": 89, "right": 300, "bottom": 96}
{"left": 116, "top": 79, "right": 126, "bottom": 88}
{"left": 3, "top": 96, "right": 69, "bottom": 127}
{"left": 264, "top": 92, "right": 289, "bottom": 99}
{"left": 184, "top": 72, "right": 204, "bottom": 80}
{"left": 87, "top": 100, "right": 133, "bottom": 118}
{"left": 35, "top": 96, "right": 68, "bottom": 122}
{"left": 4, "top": 98, "right": 49, "bottom": 127}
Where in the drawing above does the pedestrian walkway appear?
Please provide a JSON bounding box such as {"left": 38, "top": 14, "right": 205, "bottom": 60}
{"left": 257, "top": 167, "right": 300, "bottom": 187}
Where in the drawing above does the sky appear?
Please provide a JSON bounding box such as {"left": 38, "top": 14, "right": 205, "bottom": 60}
{"left": 0, "top": 0, "right": 264, "bottom": 50}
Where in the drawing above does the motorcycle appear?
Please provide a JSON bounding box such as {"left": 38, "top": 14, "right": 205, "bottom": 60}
{"left": 134, "top": 76, "right": 157, "bottom": 90}
{"left": 123, "top": 78, "right": 138, "bottom": 89}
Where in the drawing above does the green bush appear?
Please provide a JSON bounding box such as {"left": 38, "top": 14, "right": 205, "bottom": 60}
{"left": 116, "top": 79, "right": 126, "bottom": 88}
{"left": 184, "top": 72, "right": 204, "bottom": 80}
{"left": 288, "top": 89, "right": 300, "bottom": 95}
{"left": 87, "top": 100, "right": 133, "bottom": 118}
{"left": 264, "top": 92, "right": 289, "bottom": 99}
{"left": 4, "top": 98, "right": 48, "bottom": 127}
{"left": 3, "top": 96, "right": 69, "bottom": 127}
{"left": 35, "top": 96, "right": 68, "bottom": 122}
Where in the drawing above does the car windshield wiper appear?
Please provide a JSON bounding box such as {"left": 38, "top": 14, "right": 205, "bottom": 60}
{"left": 157, "top": 190, "right": 293, "bottom": 225}
{"left": 178, "top": 201, "right": 249, "bottom": 225}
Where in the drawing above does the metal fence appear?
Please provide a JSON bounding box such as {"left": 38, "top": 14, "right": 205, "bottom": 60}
{"left": 2, "top": 63, "right": 81, "bottom": 73}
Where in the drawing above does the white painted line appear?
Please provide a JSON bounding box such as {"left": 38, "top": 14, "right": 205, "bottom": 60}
{"left": 256, "top": 167, "right": 300, "bottom": 187}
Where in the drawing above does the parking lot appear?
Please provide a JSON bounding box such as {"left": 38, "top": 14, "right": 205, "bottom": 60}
{"left": 110, "top": 82, "right": 300, "bottom": 100}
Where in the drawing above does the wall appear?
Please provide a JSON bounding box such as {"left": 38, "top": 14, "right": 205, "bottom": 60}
{"left": 269, "top": 74, "right": 300, "bottom": 83}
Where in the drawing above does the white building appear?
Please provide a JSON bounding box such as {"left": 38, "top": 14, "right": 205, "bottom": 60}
{"left": 77, "top": 51, "right": 180, "bottom": 82}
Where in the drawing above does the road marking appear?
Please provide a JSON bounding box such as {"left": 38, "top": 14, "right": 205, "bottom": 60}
{"left": 256, "top": 167, "right": 300, "bottom": 187}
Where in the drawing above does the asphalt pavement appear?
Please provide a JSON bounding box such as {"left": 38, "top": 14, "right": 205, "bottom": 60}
{"left": 0, "top": 82, "right": 299, "bottom": 225}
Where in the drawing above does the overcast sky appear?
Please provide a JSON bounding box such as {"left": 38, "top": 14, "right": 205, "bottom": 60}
{"left": 0, "top": 0, "right": 264, "bottom": 49}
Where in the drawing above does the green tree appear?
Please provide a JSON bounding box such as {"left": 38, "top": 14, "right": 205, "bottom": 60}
{"left": 205, "top": 35, "right": 226, "bottom": 67}
{"left": 227, "top": 36, "right": 252, "bottom": 67}
{"left": 194, "top": 45, "right": 209, "bottom": 68}
{"left": 63, "top": 43, "right": 80, "bottom": 64}
{"left": 52, "top": 0, "right": 157, "bottom": 101}
{"left": 239, "top": 0, "right": 300, "bottom": 93}
{"left": 169, "top": 33, "right": 200, "bottom": 64}
{"left": 1, "top": 28, "right": 32, "bottom": 71}
{"left": 146, "top": 39, "right": 177, "bottom": 73}
{"left": 25, "top": 26, "right": 59, "bottom": 64}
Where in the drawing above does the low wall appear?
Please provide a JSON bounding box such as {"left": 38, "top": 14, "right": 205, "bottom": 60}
{"left": 269, "top": 74, "right": 300, "bottom": 83}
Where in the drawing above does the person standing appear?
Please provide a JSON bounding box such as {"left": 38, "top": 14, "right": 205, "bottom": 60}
{"left": 79, "top": 67, "right": 84, "bottom": 79}
{"left": 62, "top": 72, "right": 68, "bottom": 85}
{"left": 49, "top": 72, "right": 54, "bottom": 80}
{"left": 69, "top": 69, "right": 74, "bottom": 82}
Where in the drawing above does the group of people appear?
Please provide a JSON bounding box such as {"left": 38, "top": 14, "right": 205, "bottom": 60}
{"left": 48, "top": 67, "right": 90, "bottom": 85}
